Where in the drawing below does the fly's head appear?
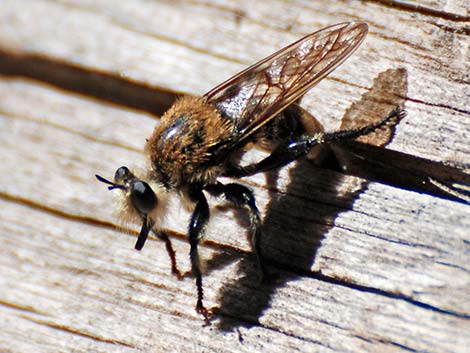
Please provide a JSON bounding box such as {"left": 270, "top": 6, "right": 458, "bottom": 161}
{"left": 96, "top": 166, "right": 168, "bottom": 250}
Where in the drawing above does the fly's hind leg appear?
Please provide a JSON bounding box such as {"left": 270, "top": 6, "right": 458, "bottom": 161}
{"left": 206, "top": 183, "right": 265, "bottom": 279}
{"left": 225, "top": 107, "right": 405, "bottom": 178}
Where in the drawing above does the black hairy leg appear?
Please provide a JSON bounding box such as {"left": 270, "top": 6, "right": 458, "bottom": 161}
{"left": 206, "top": 182, "right": 265, "bottom": 278}
{"left": 225, "top": 108, "right": 406, "bottom": 178}
{"left": 188, "top": 188, "right": 211, "bottom": 320}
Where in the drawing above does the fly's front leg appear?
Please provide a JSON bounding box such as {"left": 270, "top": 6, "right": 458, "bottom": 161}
{"left": 134, "top": 216, "right": 183, "bottom": 280}
{"left": 134, "top": 215, "right": 153, "bottom": 251}
{"left": 225, "top": 108, "right": 405, "bottom": 178}
{"left": 155, "top": 231, "right": 183, "bottom": 280}
{"left": 188, "top": 189, "right": 210, "bottom": 319}
{"left": 206, "top": 183, "right": 266, "bottom": 279}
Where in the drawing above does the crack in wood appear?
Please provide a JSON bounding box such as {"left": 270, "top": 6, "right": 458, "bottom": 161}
{"left": 368, "top": 0, "right": 470, "bottom": 22}
{"left": 406, "top": 96, "right": 470, "bottom": 115}
{"left": 330, "top": 141, "right": 470, "bottom": 205}
{"left": 0, "top": 106, "right": 143, "bottom": 152}
{"left": 0, "top": 299, "right": 50, "bottom": 317}
{"left": 0, "top": 50, "right": 177, "bottom": 116}
{"left": 20, "top": 315, "right": 135, "bottom": 348}
{"left": 0, "top": 191, "right": 117, "bottom": 231}
{"left": 278, "top": 267, "right": 470, "bottom": 319}
{"left": 375, "top": 338, "right": 418, "bottom": 352}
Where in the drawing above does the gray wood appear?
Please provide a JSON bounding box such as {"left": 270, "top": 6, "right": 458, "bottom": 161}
{"left": 0, "top": 1, "right": 469, "bottom": 352}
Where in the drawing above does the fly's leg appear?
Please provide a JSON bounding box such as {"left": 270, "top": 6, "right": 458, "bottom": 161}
{"left": 133, "top": 216, "right": 183, "bottom": 280}
{"left": 134, "top": 215, "right": 153, "bottom": 250}
{"left": 188, "top": 189, "right": 211, "bottom": 320}
{"left": 206, "top": 183, "right": 265, "bottom": 279}
{"left": 225, "top": 108, "right": 405, "bottom": 178}
{"left": 155, "top": 231, "right": 183, "bottom": 280}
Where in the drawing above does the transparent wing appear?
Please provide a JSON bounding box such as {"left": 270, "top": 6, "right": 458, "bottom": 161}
{"left": 204, "top": 22, "right": 368, "bottom": 142}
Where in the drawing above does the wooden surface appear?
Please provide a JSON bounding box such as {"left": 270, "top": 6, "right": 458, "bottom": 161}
{"left": 1, "top": 1, "right": 469, "bottom": 352}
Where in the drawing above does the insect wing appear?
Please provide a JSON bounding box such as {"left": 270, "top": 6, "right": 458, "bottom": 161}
{"left": 205, "top": 22, "right": 368, "bottom": 142}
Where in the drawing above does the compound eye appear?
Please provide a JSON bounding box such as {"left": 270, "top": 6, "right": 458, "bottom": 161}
{"left": 130, "top": 180, "right": 158, "bottom": 214}
{"left": 114, "top": 166, "right": 132, "bottom": 184}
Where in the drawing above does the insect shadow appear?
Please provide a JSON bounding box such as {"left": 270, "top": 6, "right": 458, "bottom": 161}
{"left": 213, "top": 67, "right": 408, "bottom": 330}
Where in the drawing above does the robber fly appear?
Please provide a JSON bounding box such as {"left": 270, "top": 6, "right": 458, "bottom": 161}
{"left": 96, "top": 22, "right": 405, "bottom": 319}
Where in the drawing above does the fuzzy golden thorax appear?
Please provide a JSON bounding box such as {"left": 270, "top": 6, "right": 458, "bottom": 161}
{"left": 146, "top": 97, "right": 234, "bottom": 188}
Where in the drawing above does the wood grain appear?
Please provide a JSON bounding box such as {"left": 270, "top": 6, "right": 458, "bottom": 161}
{"left": 0, "top": 1, "right": 469, "bottom": 352}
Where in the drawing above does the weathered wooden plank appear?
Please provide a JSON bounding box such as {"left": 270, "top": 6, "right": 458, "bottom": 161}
{"left": 1, "top": 198, "right": 468, "bottom": 353}
{"left": 0, "top": 0, "right": 468, "bottom": 163}
{"left": 0, "top": 77, "right": 469, "bottom": 352}
{"left": 0, "top": 0, "right": 469, "bottom": 352}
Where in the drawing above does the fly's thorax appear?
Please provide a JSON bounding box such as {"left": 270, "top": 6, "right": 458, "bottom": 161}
{"left": 145, "top": 96, "right": 233, "bottom": 188}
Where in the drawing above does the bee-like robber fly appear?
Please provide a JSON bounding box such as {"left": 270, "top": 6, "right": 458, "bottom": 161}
{"left": 96, "top": 22, "right": 406, "bottom": 319}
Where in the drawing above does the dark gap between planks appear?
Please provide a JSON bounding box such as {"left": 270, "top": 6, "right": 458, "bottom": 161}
{"left": 0, "top": 50, "right": 176, "bottom": 116}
